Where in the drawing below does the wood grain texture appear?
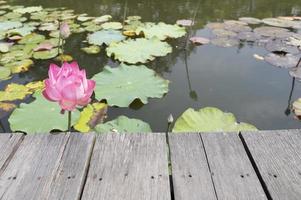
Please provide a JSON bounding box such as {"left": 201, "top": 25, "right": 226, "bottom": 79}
{"left": 81, "top": 133, "right": 171, "bottom": 200}
{"left": 201, "top": 132, "right": 267, "bottom": 200}
{"left": 0, "top": 133, "right": 94, "bottom": 200}
{"left": 0, "top": 133, "right": 24, "bottom": 174}
{"left": 242, "top": 130, "right": 301, "bottom": 200}
{"left": 169, "top": 133, "right": 217, "bottom": 200}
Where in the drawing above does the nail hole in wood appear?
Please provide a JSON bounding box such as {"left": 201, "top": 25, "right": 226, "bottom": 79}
{"left": 240, "top": 175, "right": 244, "bottom": 178}
{"left": 99, "top": 178, "right": 102, "bottom": 181}
{"left": 124, "top": 173, "right": 128, "bottom": 177}
{"left": 12, "top": 177, "right": 16, "bottom": 180}
{"left": 188, "top": 174, "right": 192, "bottom": 178}
{"left": 67, "top": 176, "right": 71, "bottom": 179}
{"left": 151, "top": 176, "right": 154, "bottom": 179}
{"left": 159, "top": 174, "right": 162, "bottom": 177}
{"left": 246, "top": 173, "right": 250, "bottom": 177}
{"left": 273, "top": 174, "right": 277, "bottom": 178}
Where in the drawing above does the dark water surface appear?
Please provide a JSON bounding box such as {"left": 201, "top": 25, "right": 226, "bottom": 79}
{"left": 2, "top": 0, "right": 301, "bottom": 132}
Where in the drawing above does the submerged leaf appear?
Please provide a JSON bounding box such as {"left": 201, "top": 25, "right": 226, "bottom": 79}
{"left": 92, "top": 64, "right": 169, "bottom": 107}
{"left": 106, "top": 38, "right": 172, "bottom": 64}
{"left": 94, "top": 115, "right": 152, "bottom": 133}
{"left": 173, "top": 107, "right": 257, "bottom": 132}
{"left": 8, "top": 93, "right": 80, "bottom": 133}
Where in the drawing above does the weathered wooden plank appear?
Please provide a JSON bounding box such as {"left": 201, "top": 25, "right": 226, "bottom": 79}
{"left": 81, "top": 133, "right": 171, "bottom": 200}
{"left": 0, "top": 133, "right": 94, "bottom": 200}
{"left": 169, "top": 133, "right": 217, "bottom": 200}
{"left": 241, "top": 130, "right": 301, "bottom": 200}
{"left": 201, "top": 132, "right": 267, "bottom": 200}
{"left": 0, "top": 133, "right": 24, "bottom": 173}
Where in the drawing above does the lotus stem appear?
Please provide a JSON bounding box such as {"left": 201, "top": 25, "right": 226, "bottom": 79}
{"left": 68, "top": 111, "right": 72, "bottom": 132}
{"left": 296, "top": 57, "right": 301, "bottom": 68}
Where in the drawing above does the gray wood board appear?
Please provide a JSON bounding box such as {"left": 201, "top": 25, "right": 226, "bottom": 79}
{"left": 0, "top": 133, "right": 94, "bottom": 200}
{"left": 242, "top": 130, "right": 301, "bottom": 200}
{"left": 201, "top": 132, "right": 267, "bottom": 200}
{"left": 0, "top": 133, "right": 23, "bottom": 174}
{"left": 81, "top": 133, "right": 171, "bottom": 200}
{"left": 169, "top": 133, "right": 217, "bottom": 200}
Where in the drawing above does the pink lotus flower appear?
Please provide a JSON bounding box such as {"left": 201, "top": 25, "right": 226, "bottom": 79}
{"left": 43, "top": 62, "right": 96, "bottom": 111}
{"left": 59, "top": 22, "right": 71, "bottom": 39}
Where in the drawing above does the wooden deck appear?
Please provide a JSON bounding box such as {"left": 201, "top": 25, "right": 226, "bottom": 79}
{"left": 0, "top": 130, "right": 300, "bottom": 200}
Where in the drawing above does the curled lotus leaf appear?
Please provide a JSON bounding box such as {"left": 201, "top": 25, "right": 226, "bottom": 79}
{"left": 87, "top": 30, "right": 125, "bottom": 46}
{"left": 94, "top": 115, "right": 152, "bottom": 134}
{"left": 74, "top": 103, "right": 107, "bottom": 133}
{"left": 81, "top": 45, "right": 101, "bottom": 54}
{"left": 0, "top": 83, "right": 31, "bottom": 102}
{"left": 101, "top": 22, "right": 123, "bottom": 30}
{"left": 211, "top": 37, "right": 239, "bottom": 47}
{"left": 264, "top": 53, "right": 300, "bottom": 68}
{"left": 106, "top": 37, "right": 172, "bottom": 64}
{"left": 92, "top": 64, "right": 169, "bottom": 107}
{"left": 238, "top": 17, "right": 262, "bottom": 25}
{"left": 172, "top": 107, "right": 258, "bottom": 132}
{"left": 8, "top": 92, "right": 80, "bottom": 134}
{"left": 136, "top": 22, "right": 186, "bottom": 40}
{"left": 33, "top": 48, "right": 59, "bottom": 60}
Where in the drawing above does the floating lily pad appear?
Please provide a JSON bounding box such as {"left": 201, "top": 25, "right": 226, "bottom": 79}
{"left": 172, "top": 107, "right": 257, "bottom": 132}
{"left": 0, "top": 67, "right": 11, "bottom": 80}
{"left": 33, "top": 48, "right": 58, "bottom": 59}
{"left": 94, "top": 15, "right": 112, "bottom": 23}
{"left": 205, "top": 22, "right": 225, "bottom": 30}
{"left": 25, "top": 81, "right": 45, "bottom": 92}
{"left": 136, "top": 22, "right": 186, "bottom": 40}
{"left": 262, "top": 18, "right": 295, "bottom": 28}
{"left": 254, "top": 26, "right": 292, "bottom": 38}
{"left": 211, "top": 37, "right": 239, "bottom": 47}
{"left": 238, "top": 17, "right": 262, "bottom": 24}
{"left": 5, "top": 59, "right": 34, "bottom": 73}
{"left": 287, "top": 37, "right": 301, "bottom": 47}
{"left": 14, "top": 6, "right": 42, "bottom": 14}
{"left": 289, "top": 66, "right": 301, "bottom": 79}
{"left": 0, "top": 42, "right": 12, "bottom": 53}
{"left": 94, "top": 115, "right": 152, "bottom": 133}
{"left": 265, "top": 40, "right": 300, "bottom": 54}
{"left": 224, "top": 20, "right": 248, "bottom": 26}
{"left": 0, "top": 21, "right": 22, "bottom": 31}
{"left": 264, "top": 53, "right": 299, "bottom": 68}
{"left": 84, "top": 24, "right": 102, "bottom": 32}
{"left": 126, "top": 16, "right": 141, "bottom": 21}
{"left": 237, "top": 31, "right": 261, "bottom": 42}
{"left": 74, "top": 103, "right": 107, "bottom": 133}
{"left": 19, "top": 33, "right": 46, "bottom": 44}
{"left": 0, "top": 83, "right": 31, "bottom": 102}
{"left": 106, "top": 38, "right": 172, "bottom": 64}
{"left": 8, "top": 93, "right": 80, "bottom": 133}
{"left": 92, "top": 64, "right": 169, "bottom": 107}
{"left": 55, "top": 54, "right": 73, "bottom": 62}
{"left": 224, "top": 24, "right": 252, "bottom": 33}
{"left": 176, "top": 19, "right": 194, "bottom": 27}
{"left": 101, "top": 22, "right": 122, "bottom": 30}
{"left": 212, "top": 29, "right": 237, "bottom": 38}
{"left": 81, "top": 45, "right": 101, "bottom": 54}
{"left": 87, "top": 30, "right": 125, "bottom": 46}
{"left": 189, "top": 36, "right": 210, "bottom": 45}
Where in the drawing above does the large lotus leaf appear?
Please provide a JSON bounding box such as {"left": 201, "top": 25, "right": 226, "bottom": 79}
{"left": 5, "top": 59, "right": 34, "bottom": 73}
{"left": 101, "top": 22, "right": 122, "bottom": 30}
{"left": 9, "top": 93, "right": 80, "bottom": 134}
{"left": 106, "top": 38, "right": 172, "bottom": 64}
{"left": 87, "top": 30, "right": 125, "bottom": 46}
{"left": 7, "top": 25, "right": 36, "bottom": 36}
{"left": 19, "top": 33, "right": 46, "bottom": 44}
{"left": 0, "top": 21, "right": 22, "bottom": 31}
{"left": 74, "top": 103, "right": 107, "bottom": 133}
{"left": 173, "top": 107, "right": 257, "bottom": 132}
{"left": 92, "top": 64, "right": 169, "bottom": 107}
{"left": 94, "top": 115, "right": 152, "bottom": 133}
{"left": 14, "top": 6, "right": 42, "bottom": 14}
{"left": 136, "top": 22, "right": 186, "bottom": 40}
{"left": 0, "top": 83, "right": 31, "bottom": 102}
{"left": 33, "top": 48, "right": 59, "bottom": 59}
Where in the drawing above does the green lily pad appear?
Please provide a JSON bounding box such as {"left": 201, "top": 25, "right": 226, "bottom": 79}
{"left": 8, "top": 93, "right": 80, "bottom": 134}
{"left": 0, "top": 83, "right": 31, "bottom": 102}
{"left": 173, "top": 107, "right": 258, "bottom": 132}
{"left": 14, "top": 6, "right": 42, "bottom": 14}
{"left": 33, "top": 48, "right": 59, "bottom": 59}
{"left": 101, "top": 22, "right": 122, "bottom": 30}
{"left": 0, "top": 42, "right": 11, "bottom": 53}
{"left": 262, "top": 18, "right": 295, "bottom": 28}
{"left": 92, "top": 64, "right": 169, "bottom": 107}
{"left": 87, "top": 30, "right": 125, "bottom": 46}
{"left": 0, "top": 21, "right": 22, "bottom": 31}
{"left": 81, "top": 45, "right": 101, "bottom": 54}
{"left": 136, "top": 22, "right": 186, "bottom": 40}
{"left": 94, "top": 115, "right": 152, "bottom": 133}
{"left": 106, "top": 37, "right": 172, "bottom": 64}
{"left": 7, "top": 25, "right": 36, "bottom": 36}
{"left": 5, "top": 59, "right": 34, "bottom": 73}
{"left": 19, "top": 33, "right": 46, "bottom": 44}
{"left": 94, "top": 15, "right": 112, "bottom": 23}
{"left": 0, "top": 67, "right": 11, "bottom": 80}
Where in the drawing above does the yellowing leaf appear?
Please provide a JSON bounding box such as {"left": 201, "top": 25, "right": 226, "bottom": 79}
{"left": 0, "top": 102, "right": 16, "bottom": 112}
{"left": 6, "top": 59, "right": 34, "bottom": 73}
{"left": 0, "top": 83, "right": 31, "bottom": 102}
{"left": 55, "top": 54, "right": 73, "bottom": 62}
{"left": 74, "top": 103, "right": 107, "bottom": 133}
{"left": 25, "top": 81, "right": 45, "bottom": 93}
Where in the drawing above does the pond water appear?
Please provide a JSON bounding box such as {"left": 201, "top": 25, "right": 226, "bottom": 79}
{"left": 1, "top": 0, "right": 301, "bottom": 132}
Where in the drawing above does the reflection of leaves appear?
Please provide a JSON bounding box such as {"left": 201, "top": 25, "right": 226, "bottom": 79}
{"left": 106, "top": 38, "right": 172, "bottom": 64}
{"left": 74, "top": 103, "right": 107, "bottom": 133}
{"left": 92, "top": 64, "right": 169, "bottom": 107}
{"left": 173, "top": 107, "right": 257, "bottom": 132}
{"left": 8, "top": 93, "right": 80, "bottom": 133}
{"left": 94, "top": 115, "right": 151, "bottom": 133}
